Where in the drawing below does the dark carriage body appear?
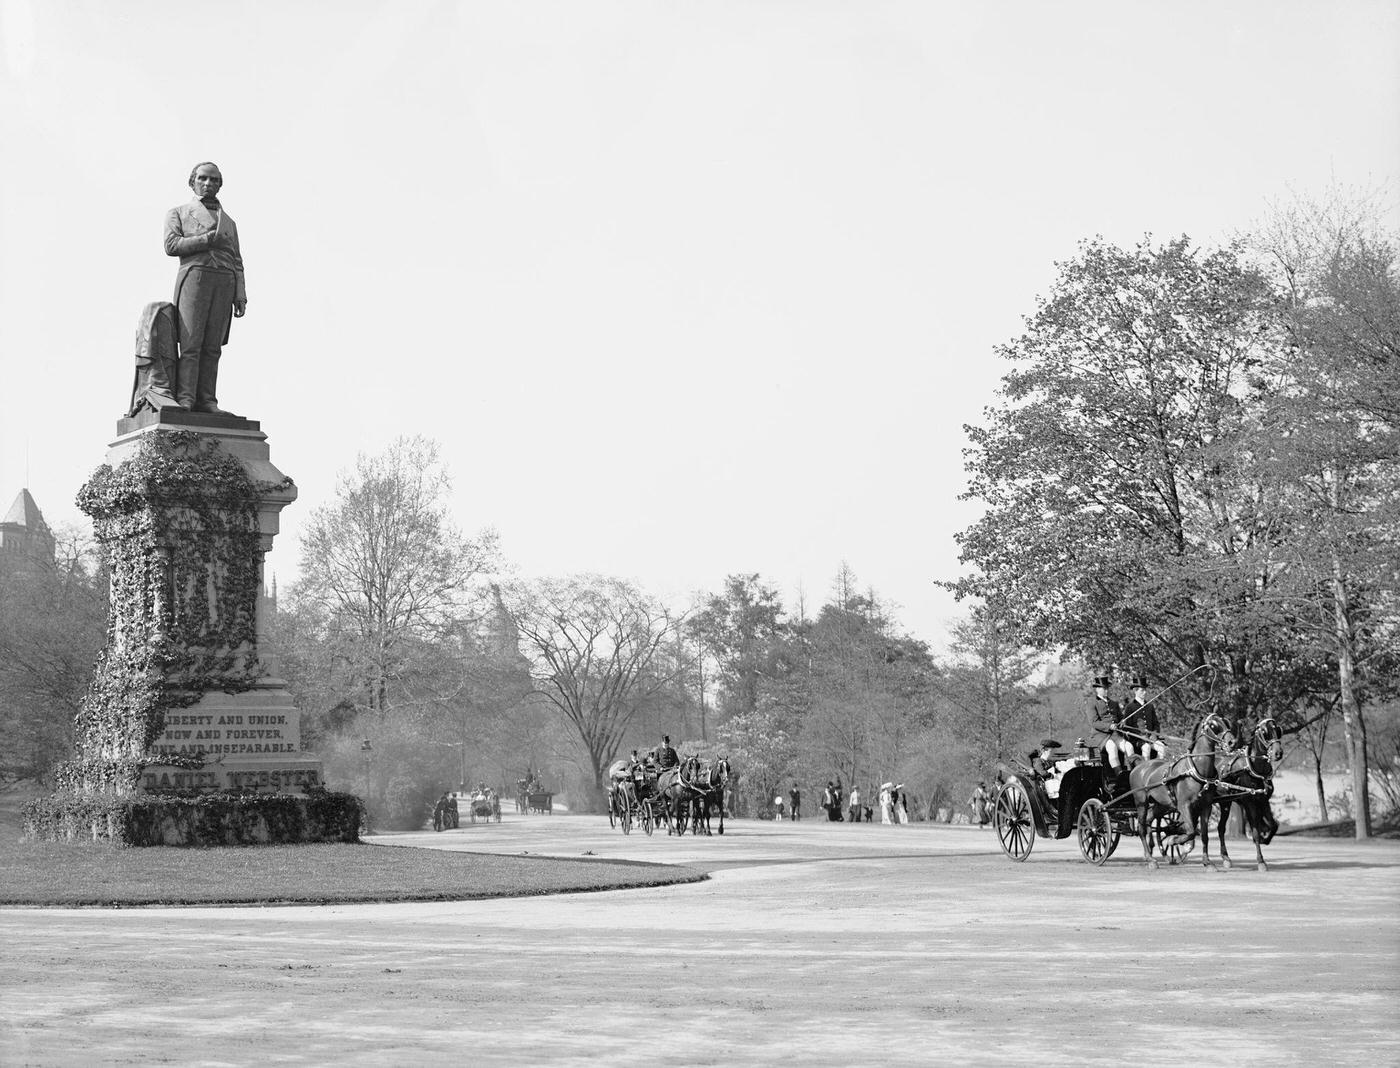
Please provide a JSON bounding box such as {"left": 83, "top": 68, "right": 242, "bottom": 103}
{"left": 994, "top": 752, "right": 1188, "bottom": 866}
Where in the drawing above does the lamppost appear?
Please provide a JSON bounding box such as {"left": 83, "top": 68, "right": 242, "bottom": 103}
{"left": 360, "top": 737, "right": 373, "bottom": 793}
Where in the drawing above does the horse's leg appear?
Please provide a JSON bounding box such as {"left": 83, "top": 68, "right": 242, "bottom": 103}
{"left": 1136, "top": 794, "right": 1158, "bottom": 870}
{"left": 1217, "top": 797, "right": 1233, "bottom": 870}
{"left": 717, "top": 792, "right": 725, "bottom": 835}
{"left": 1248, "top": 799, "right": 1268, "bottom": 872}
{"left": 1191, "top": 791, "right": 1214, "bottom": 871}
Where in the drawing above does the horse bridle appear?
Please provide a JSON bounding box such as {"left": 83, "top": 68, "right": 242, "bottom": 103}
{"left": 1247, "top": 716, "right": 1282, "bottom": 776}
{"left": 1181, "top": 713, "right": 1236, "bottom": 782}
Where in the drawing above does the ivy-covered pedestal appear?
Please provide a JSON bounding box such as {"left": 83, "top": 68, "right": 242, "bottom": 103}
{"left": 32, "top": 409, "right": 339, "bottom": 844}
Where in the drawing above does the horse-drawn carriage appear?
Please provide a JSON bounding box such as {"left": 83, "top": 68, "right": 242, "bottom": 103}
{"left": 607, "top": 754, "right": 730, "bottom": 837}
{"left": 514, "top": 775, "right": 553, "bottom": 814}
{"left": 994, "top": 743, "right": 1187, "bottom": 866}
{"left": 994, "top": 712, "right": 1280, "bottom": 870}
{"left": 467, "top": 789, "right": 501, "bottom": 824}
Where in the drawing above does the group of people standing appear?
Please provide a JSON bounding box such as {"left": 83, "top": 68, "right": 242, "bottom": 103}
{"left": 879, "top": 783, "right": 910, "bottom": 824}
{"left": 774, "top": 779, "right": 892, "bottom": 823}
{"left": 432, "top": 791, "right": 460, "bottom": 831}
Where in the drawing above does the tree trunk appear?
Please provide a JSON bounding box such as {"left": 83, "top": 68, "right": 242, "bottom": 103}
{"left": 1332, "top": 547, "right": 1372, "bottom": 839}
{"left": 1314, "top": 766, "right": 1329, "bottom": 824}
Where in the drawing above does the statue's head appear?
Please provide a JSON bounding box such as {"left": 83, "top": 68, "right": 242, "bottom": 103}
{"left": 188, "top": 162, "right": 223, "bottom": 198}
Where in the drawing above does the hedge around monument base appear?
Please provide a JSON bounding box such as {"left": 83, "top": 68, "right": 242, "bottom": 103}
{"left": 21, "top": 791, "right": 363, "bottom": 847}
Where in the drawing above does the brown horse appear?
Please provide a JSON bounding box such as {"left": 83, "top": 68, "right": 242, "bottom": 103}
{"left": 658, "top": 767, "right": 697, "bottom": 839}
{"left": 1128, "top": 711, "right": 1237, "bottom": 871}
{"left": 687, "top": 756, "right": 732, "bottom": 836}
{"left": 1215, "top": 716, "right": 1283, "bottom": 872}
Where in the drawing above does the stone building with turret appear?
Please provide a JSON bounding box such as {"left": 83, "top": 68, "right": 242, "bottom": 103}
{"left": 0, "top": 488, "right": 56, "bottom": 568}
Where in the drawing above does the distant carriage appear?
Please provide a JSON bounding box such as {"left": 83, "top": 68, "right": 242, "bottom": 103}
{"left": 515, "top": 775, "right": 553, "bottom": 815}
{"left": 468, "top": 789, "right": 501, "bottom": 824}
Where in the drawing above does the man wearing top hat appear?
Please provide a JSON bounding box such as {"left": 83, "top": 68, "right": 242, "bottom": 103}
{"left": 656, "top": 734, "right": 679, "bottom": 771}
{"left": 164, "top": 161, "right": 247, "bottom": 415}
{"left": 1120, "top": 675, "right": 1165, "bottom": 761}
{"left": 1086, "top": 673, "right": 1132, "bottom": 792}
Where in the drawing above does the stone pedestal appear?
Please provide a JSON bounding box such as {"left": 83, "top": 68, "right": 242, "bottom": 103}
{"left": 71, "top": 408, "right": 321, "bottom": 796}
{"left": 142, "top": 685, "right": 323, "bottom": 794}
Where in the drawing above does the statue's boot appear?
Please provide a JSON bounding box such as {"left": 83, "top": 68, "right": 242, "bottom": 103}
{"left": 194, "top": 352, "right": 223, "bottom": 414}
{"left": 176, "top": 354, "right": 200, "bottom": 409}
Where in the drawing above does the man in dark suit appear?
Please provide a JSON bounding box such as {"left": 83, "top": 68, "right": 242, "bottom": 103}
{"left": 164, "top": 162, "right": 247, "bottom": 414}
{"left": 1086, "top": 673, "right": 1132, "bottom": 794}
{"left": 656, "top": 735, "right": 679, "bottom": 770}
{"left": 1120, "top": 675, "right": 1164, "bottom": 760}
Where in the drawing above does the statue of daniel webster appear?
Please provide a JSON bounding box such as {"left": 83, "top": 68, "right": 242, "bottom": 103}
{"left": 163, "top": 162, "right": 246, "bottom": 415}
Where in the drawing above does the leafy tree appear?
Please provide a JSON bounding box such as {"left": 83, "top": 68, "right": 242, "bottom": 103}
{"left": 1246, "top": 191, "right": 1400, "bottom": 837}
{"left": 0, "top": 527, "right": 105, "bottom": 784}
{"left": 505, "top": 575, "right": 687, "bottom": 811}
{"left": 797, "top": 580, "right": 937, "bottom": 793}
{"left": 950, "top": 235, "right": 1304, "bottom": 733}
{"left": 938, "top": 606, "right": 1043, "bottom": 771}
{"left": 718, "top": 690, "right": 798, "bottom": 819}
{"left": 688, "top": 573, "right": 787, "bottom": 724}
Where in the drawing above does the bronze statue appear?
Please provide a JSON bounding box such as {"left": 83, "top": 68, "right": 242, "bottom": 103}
{"left": 163, "top": 162, "right": 246, "bottom": 415}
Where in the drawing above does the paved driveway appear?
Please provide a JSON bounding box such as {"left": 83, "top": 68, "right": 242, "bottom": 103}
{"left": 2, "top": 816, "right": 1397, "bottom": 1066}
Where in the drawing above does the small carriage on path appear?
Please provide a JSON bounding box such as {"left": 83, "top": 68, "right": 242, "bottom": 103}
{"left": 468, "top": 789, "right": 501, "bottom": 824}
{"left": 609, "top": 767, "right": 665, "bottom": 836}
{"left": 515, "top": 775, "right": 554, "bottom": 815}
{"left": 993, "top": 743, "right": 1189, "bottom": 866}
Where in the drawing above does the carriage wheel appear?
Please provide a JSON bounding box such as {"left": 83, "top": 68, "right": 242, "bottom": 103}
{"left": 993, "top": 780, "right": 1035, "bottom": 862}
{"left": 1152, "top": 815, "right": 1189, "bottom": 864}
{"left": 608, "top": 796, "right": 616, "bottom": 829}
{"left": 1076, "top": 798, "right": 1116, "bottom": 866}
{"left": 642, "top": 803, "right": 654, "bottom": 836}
{"left": 620, "top": 800, "right": 633, "bottom": 835}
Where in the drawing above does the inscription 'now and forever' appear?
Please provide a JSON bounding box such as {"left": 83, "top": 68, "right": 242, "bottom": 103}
{"left": 154, "top": 712, "right": 301, "bottom": 755}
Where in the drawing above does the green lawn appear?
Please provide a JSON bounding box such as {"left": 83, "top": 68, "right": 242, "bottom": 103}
{"left": 0, "top": 785, "right": 703, "bottom": 906}
{"left": 0, "top": 838, "right": 704, "bottom": 906}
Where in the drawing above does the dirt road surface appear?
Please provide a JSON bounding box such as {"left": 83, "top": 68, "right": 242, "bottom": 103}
{"left": 2, "top": 816, "right": 1397, "bottom": 1066}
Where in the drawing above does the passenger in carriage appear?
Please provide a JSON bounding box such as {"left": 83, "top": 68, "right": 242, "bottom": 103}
{"left": 1120, "top": 676, "right": 1165, "bottom": 761}
{"left": 1029, "top": 740, "right": 1065, "bottom": 799}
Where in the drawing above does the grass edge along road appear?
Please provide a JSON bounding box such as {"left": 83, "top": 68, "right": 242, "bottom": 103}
{"left": 0, "top": 837, "right": 706, "bottom": 907}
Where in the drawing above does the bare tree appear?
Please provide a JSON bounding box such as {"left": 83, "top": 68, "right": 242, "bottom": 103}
{"left": 505, "top": 575, "right": 687, "bottom": 811}
{"left": 292, "top": 436, "right": 498, "bottom": 716}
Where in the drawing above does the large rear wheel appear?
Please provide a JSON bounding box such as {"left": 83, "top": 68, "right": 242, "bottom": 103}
{"left": 994, "top": 780, "right": 1036, "bottom": 861}
{"left": 1076, "top": 797, "right": 1116, "bottom": 866}
{"left": 620, "top": 797, "right": 633, "bottom": 835}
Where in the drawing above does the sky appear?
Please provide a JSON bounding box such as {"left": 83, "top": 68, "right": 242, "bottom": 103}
{"left": 2, "top": 0, "right": 1398, "bottom": 647}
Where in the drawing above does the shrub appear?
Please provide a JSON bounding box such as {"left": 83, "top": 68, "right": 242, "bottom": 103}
{"left": 21, "top": 791, "right": 363, "bottom": 847}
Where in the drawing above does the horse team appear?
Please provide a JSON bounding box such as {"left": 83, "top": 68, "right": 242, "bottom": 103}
{"left": 1123, "top": 711, "right": 1283, "bottom": 871}
{"left": 607, "top": 754, "right": 732, "bottom": 837}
